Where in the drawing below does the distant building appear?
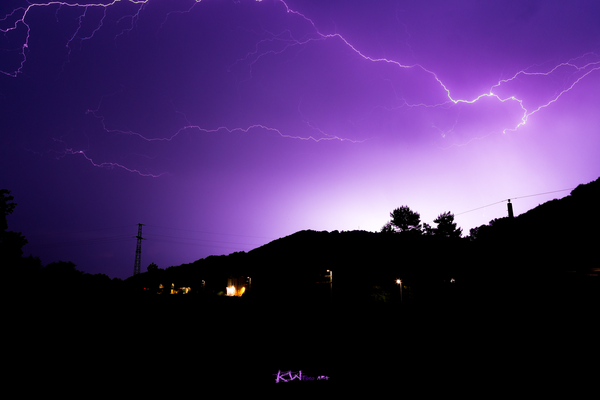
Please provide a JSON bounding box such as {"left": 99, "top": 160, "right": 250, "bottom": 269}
{"left": 158, "top": 283, "right": 191, "bottom": 294}
{"left": 226, "top": 276, "right": 250, "bottom": 296}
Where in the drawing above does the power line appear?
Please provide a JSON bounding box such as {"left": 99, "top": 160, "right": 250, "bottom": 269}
{"left": 26, "top": 225, "right": 133, "bottom": 239}
{"left": 509, "top": 188, "right": 575, "bottom": 201}
{"left": 146, "top": 237, "right": 260, "bottom": 251}
{"left": 26, "top": 234, "right": 131, "bottom": 248}
{"left": 144, "top": 233, "right": 263, "bottom": 247}
{"left": 144, "top": 224, "right": 275, "bottom": 240}
{"left": 455, "top": 187, "right": 574, "bottom": 217}
{"left": 454, "top": 200, "right": 506, "bottom": 216}
{"left": 26, "top": 232, "right": 263, "bottom": 251}
{"left": 25, "top": 223, "right": 274, "bottom": 248}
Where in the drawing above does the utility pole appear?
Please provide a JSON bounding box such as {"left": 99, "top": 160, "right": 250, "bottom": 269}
{"left": 327, "top": 270, "right": 332, "bottom": 300}
{"left": 133, "top": 223, "right": 145, "bottom": 276}
{"left": 396, "top": 279, "right": 403, "bottom": 304}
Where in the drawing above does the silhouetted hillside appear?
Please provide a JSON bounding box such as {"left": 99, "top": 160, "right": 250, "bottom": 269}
{"left": 462, "top": 176, "right": 600, "bottom": 305}
{"left": 467, "top": 176, "right": 600, "bottom": 274}
{"left": 124, "top": 177, "right": 600, "bottom": 307}
{"left": 137, "top": 229, "right": 468, "bottom": 305}
{"left": 12, "top": 178, "right": 600, "bottom": 396}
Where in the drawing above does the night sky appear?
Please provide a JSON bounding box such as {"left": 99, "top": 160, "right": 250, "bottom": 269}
{"left": 2, "top": 0, "right": 599, "bottom": 279}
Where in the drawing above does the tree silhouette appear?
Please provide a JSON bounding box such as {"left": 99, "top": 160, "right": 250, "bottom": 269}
{"left": 433, "top": 212, "right": 462, "bottom": 238}
{"left": 147, "top": 262, "right": 159, "bottom": 272}
{"left": 389, "top": 206, "right": 421, "bottom": 233}
{"left": 1, "top": 189, "right": 28, "bottom": 267}
{"left": 1, "top": 189, "right": 16, "bottom": 231}
{"left": 468, "top": 224, "right": 491, "bottom": 241}
{"left": 380, "top": 222, "right": 395, "bottom": 234}
{"left": 45, "top": 260, "right": 81, "bottom": 276}
{"left": 422, "top": 222, "right": 435, "bottom": 236}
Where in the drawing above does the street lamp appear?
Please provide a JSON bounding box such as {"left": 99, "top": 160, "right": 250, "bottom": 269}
{"left": 396, "top": 279, "right": 402, "bottom": 304}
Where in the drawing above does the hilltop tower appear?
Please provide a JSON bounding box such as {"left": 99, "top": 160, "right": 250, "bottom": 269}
{"left": 507, "top": 199, "right": 514, "bottom": 219}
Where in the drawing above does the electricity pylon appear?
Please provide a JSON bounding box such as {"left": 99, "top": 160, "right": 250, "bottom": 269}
{"left": 133, "top": 223, "right": 145, "bottom": 276}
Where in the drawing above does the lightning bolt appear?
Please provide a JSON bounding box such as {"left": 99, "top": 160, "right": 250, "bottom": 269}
{"left": 49, "top": 137, "right": 170, "bottom": 177}
{"left": 273, "top": 1, "right": 600, "bottom": 139}
{"left": 2, "top": 1, "right": 144, "bottom": 78}
{"left": 85, "top": 89, "right": 365, "bottom": 143}
{"left": 3, "top": 0, "right": 599, "bottom": 175}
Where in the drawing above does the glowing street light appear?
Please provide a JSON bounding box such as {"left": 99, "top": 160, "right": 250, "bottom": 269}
{"left": 396, "top": 279, "right": 403, "bottom": 304}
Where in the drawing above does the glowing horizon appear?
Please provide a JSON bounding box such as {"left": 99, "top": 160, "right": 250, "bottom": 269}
{"left": 2, "top": 0, "right": 599, "bottom": 279}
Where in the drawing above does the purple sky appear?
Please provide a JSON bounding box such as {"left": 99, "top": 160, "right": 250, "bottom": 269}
{"left": 2, "top": 0, "right": 599, "bottom": 279}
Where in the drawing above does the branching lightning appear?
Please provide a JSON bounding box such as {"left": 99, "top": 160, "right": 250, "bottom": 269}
{"left": 2, "top": 0, "right": 599, "bottom": 175}
{"left": 86, "top": 89, "right": 365, "bottom": 143}
{"left": 49, "top": 137, "right": 170, "bottom": 177}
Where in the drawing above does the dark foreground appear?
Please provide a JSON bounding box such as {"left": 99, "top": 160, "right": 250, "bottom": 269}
{"left": 11, "top": 288, "right": 598, "bottom": 397}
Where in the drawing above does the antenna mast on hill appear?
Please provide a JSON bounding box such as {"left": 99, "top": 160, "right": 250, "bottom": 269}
{"left": 133, "top": 223, "right": 145, "bottom": 276}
